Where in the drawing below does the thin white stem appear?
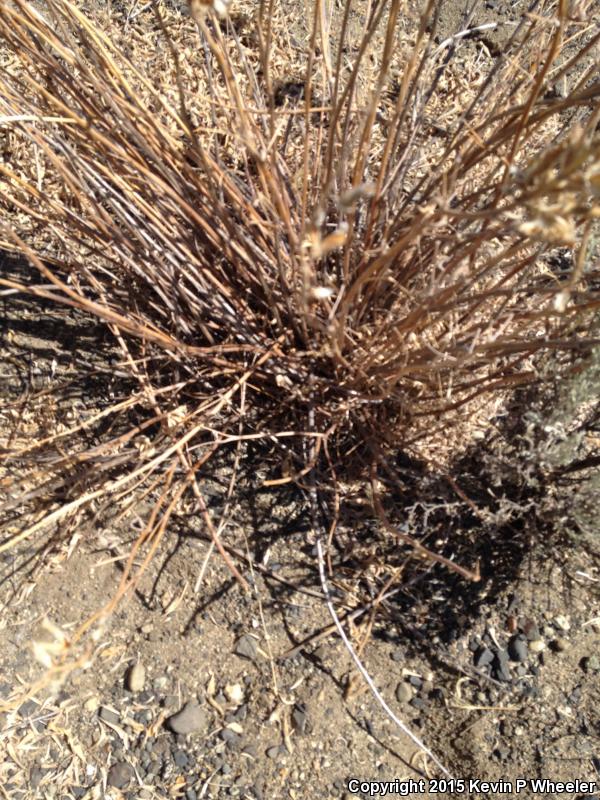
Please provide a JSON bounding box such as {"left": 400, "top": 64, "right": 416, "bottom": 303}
{"left": 315, "top": 537, "right": 452, "bottom": 778}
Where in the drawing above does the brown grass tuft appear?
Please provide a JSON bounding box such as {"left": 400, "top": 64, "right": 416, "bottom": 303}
{"left": 0, "top": 0, "right": 599, "bottom": 665}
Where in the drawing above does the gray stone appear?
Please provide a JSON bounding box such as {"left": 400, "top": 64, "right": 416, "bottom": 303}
{"left": 18, "top": 699, "right": 38, "bottom": 718}
{"left": 508, "top": 635, "right": 528, "bottom": 663}
{"left": 493, "top": 650, "right": 512, "bottom": 682}
{"left": 395, "top": 682, "right": 413, "bottom": 703}
{"left": 266, "top": 746, "right": 281, "bottom": 759}
{"left": 98, "top": 706, "right": 120, "bottom": 725}
{"left": 174, "top": 749, "right": 189, "bottom": 768}
{"left": 107, "top": 762, "right": 133, "bottom": 789}
{"left": 163, "top": 694, "right": 180, "bottom": 710}
{"left": 234, "top": 635, "right": 259, "bottom": 660}
{"left": 292, "top": 704, "right": 308, "bottom": 734}
{"left": 474, "top": 647, "right": 494, "bottom": 668}
{"left": 313, "top": 644, "right": 328, "bottom": 661}
{"left": 582, "top": 655, "right": 600, "bottom": 673}
{"left": 242, "top": 744, "right": 258, "bottom": 759}
{"left": 167, "top": 702, "right": 208, "bottom": 735}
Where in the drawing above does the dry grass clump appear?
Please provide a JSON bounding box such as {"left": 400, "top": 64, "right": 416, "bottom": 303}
{"left": 0, "top": 0, "right": 599, "bottom": 641}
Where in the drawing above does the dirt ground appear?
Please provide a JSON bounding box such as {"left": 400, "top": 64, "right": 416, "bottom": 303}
{"left": 1, "top": 1, "right": 600, "bottom": 799}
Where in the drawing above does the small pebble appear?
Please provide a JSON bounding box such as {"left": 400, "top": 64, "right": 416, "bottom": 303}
{"left": 493, "top": 650, "right": 512, "bottom": 682}
{"left": 529, "top": 639, "right": 546, "bottom": 654}
{"left": 174, "top": 750, "right": 189, "bottom": 768}
{"left": 98, "top": 707, "right": 120, "bottom": 725}
{"left": 474, "top": 646, "right": 494, "bottom": 668}
{"left": 395, "top": 683, "right": 413, "bottom": 703}
{"left": 224, "top": 684, "right": 244, "bottom": 705}
{"left": 551, "top": 638, "right": 568, "bottom": 652}
{"left": 153, "top": 676, "right": 170, "bottom": 692}
{"left": 521, "top": 619, "right": 541, "bottom": 641}
{"left": 107, "top": 762, "right": 133, "bottom": 790}
{"left": 431, "top": 687, "right": 444, "bottom": 703}
{"left": 508, "top": 634, "right": 528, "bottom": 663}
{"left": 266, "top": 746, "right": 281, "bottom": 759}
{"left": 167, "top": 702, "right": 208, "bottom": 735}
{"left": 292, "top": 704, "right": 308, "bottom": 734}
{"left": 581, "top": 655, "right": 600, "bottom": 673}
{"left": 554, "top": 615, "right": 571, "bottom": 632}
{"left": 235, "top": 635, "right": 259, "bottom": 660}
{"left": 127, "top": 662, "right": 146, "bottom": 693}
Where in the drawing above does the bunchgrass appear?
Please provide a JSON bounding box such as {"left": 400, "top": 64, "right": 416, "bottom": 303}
{"left": 0, "top": 0, "right": 599, "bottom": 729}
